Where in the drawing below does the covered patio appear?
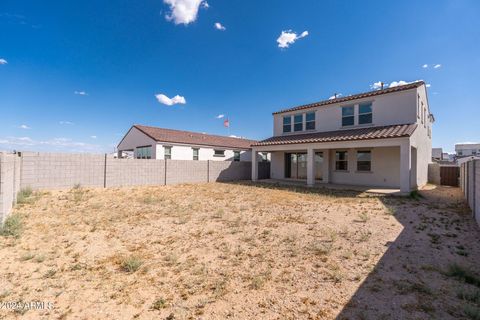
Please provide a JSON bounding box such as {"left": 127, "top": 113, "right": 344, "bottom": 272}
{"left": 251, "top": 124, "right": 419, "bottom": 193}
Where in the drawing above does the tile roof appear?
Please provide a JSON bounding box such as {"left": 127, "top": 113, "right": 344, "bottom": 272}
{"left": 132, "top": 125, "right": 257, "bottom": 149}
{"left": 252, "top": 123, "right": 417, "bottom": 147}
{"left": 273, "top": 81, "right": 425, "bottom": 115}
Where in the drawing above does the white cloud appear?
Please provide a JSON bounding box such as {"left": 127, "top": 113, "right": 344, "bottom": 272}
{"left": 433, "top": 64, "right": 441, "bottom": 69}
{"left": 74, "top": 91, "right": 88, "bottom": 96}
{"left": 422, "top": 64, "right": 428, "bottom": 68}
{"left": 0, "top": 136, "right": 103, "bottom": 153}
{"left": 426, "top": 84, "right": 431, "bottom": 88}
{"left": 19, "top": 124, "right": 31, "bottom": 129}
{"left": 370, "top": 81, "right": 387, "bottom": 90}
{"left": 90, "top": 135, "right": 97, "bottom": 139}
{"left": 202, "top": 1, "right": 209, "bottom": 8}
{"left": 59, "top": 121, "right": 74, "bottom": 125}
{"left": 155, "top": 93, "right": 186, "bottom": 106}
{"left": 276, "top": 30, "right": 309, "bottom": 48}
{"left": 388, "top": 80, "right": 409, "bottom": 88}
{"left": 0, "top": 58, "right": 7, "bottom": 65}
{"left": 328, "top": 93, "right": 342, "bottom": 100}
{"left": 214, "top": 22, "right": 226, "bottom": 31}
{"left": 215, "top": 114, "right": 225, "bottom": 119}
{"left": 163, "top": 0, "right": 206, "bottom": 25}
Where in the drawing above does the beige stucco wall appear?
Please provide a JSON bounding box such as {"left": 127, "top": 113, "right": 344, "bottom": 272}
{"left": 117, "top": 127, "right": 158, "bottom": 159}
{"left": 155, "top": 143, "right": 252, "bottom": 161}
{"left": 273, "top": 87, "right": 418, "bottom": 136}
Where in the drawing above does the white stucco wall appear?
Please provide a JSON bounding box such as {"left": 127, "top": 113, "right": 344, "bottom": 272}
{"left": 155, "top": 143, "right": 252, "bottom": 161}
{"left": 455, "top": 144, "right": 480, "bottom": 156}
{"left": 273, "top": 88, "right": 418, "bottom": 136}
{"left": 117, "top": 127, "right": 157, "bottom": 159}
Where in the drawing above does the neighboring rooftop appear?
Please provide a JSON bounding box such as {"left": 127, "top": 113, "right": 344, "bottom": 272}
{"left": 131, "top": 125, "right": 257, "bottom": 149}
{"left": 273, "top": 81, "right": 425, "bottom": 115}
{"left": 253, "top": 123, "right": 417, "bottom": 146}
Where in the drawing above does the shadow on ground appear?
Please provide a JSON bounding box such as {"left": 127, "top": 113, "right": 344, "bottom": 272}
{"left": 226, "top": 181, "right": 480, "bottom": 319}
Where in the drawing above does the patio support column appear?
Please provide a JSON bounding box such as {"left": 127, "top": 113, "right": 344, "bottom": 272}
{"left": 117, "top": 150, "right": 122, "bottom": 159}
{"left": 252, "top": 149, "right": 259, "bottom": 181}
{"left": 322, "top": 149, "right": 330, "bottom": 183}
{"left": 400, "top": 141, "right": 411, "bottom": 193}
{"left": 307, "top": 147, "right": 315, "bottom": 186}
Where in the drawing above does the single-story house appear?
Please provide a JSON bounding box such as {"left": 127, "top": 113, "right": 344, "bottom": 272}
{"left": 117, "top": 124, "right": 266, "bottom": 162}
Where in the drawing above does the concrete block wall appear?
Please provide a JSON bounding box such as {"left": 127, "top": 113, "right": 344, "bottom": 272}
{"left": 461, "top": 160, "right": 479, "bottom": 227}
{"left": 209, "top": 161, "right": 251, "bottom": 182}
{"left": 21, "top": 152, "right": 104, "bottom": 189}
{"left": 166, "top": 160, "right": 209, "bottom": 185}
{"left": 428, "top": 163, "right": 441, "bottom": 185}
{"left": 476, "top": 160, "right": 480, "bottom": 225}
{"left": 106, "top": 158, "right": 166, "bottom": 187}
{"left": 0, "top": 153, "right": 20, "bottom": 223}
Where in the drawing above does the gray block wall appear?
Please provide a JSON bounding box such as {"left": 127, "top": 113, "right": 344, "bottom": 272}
{"left": 106, "top": 158, "right": 166, "bottom": 187}
{"left": 166, "top": 160, "right": 209, "bottom": 185}
{"left": 0, "top": 151, "right": 270, "bottom": 223}
{"left": 0, "top": 153, "right": 20, "bottom": 223}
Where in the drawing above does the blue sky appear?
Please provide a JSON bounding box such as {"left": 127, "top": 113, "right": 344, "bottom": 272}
{"left": 0, "top": 0, "right": 479, "bottom": 153}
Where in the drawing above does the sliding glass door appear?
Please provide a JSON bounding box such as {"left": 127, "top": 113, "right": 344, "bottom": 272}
{"left": 285, "top": 152, "right": 323, "bottom": 180}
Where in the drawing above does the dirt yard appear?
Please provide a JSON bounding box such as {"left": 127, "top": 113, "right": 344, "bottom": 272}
{"left": 0, "top": 182, "right": 479, "bottom": 319}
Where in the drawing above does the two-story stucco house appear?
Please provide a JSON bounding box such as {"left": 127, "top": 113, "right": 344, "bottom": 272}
{"left": 455, "top": 143, "right": 480, "bottom": 158}
{"left": 118, "top": 125, "right": 261, "bottom": 161}
{"left": 251, "top": 81, "right": 434, "bottom": 193}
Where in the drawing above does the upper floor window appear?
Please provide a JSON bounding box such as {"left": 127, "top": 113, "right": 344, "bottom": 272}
{"left": 192, "top": 148, "right": 199, "bottom": 160}
{"left": 359, "top": 103, "right": 372, "bottom": 125}
{"left": 164, "top": 146, "right": 172, "bottom": 160}
{"left": 458, "top": 151, "right": 463, "bottom": 156}
{"left": 306, "top": 112, "right": 315, "bottom": 130}
{"left": 357, "top": 151, "right": 371, "bottom": 172}
{"left": 283, "top": 116, "right": 291, "bottom": 133}
{"left": 233, "top": 151, "right": 240, "bottom": 161}
{"left": 335, "top": 151, "right": 348, "bottom": 171}
{"left": 294, "top": 114, "right": 303, "bottom": 132}
{"left": 342, "top": 106, "right": 354, "bottom": 126}
{"left": 417, "top": 94, "right": 420, "bottom": 118}
{"left": 136, "top": 146, "right": 152, "bottom": 159}
{"left": 214, "top": 149, "right": 225, "bottom": 157}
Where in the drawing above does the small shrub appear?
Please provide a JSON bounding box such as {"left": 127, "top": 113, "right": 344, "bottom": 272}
{"left": 465, "top": 305, "right": 480, "bottom": 320}
{"left": 357, "top": 212, "right": 370, "bottom": 223}
{"left": 308, "top": 241, "right": 333, "bottom": 256}
{"left": 16, "top": 187, "right": 33, "bottom": 204}
{"left": 0, "top": 213, "right": 22, "bottom": 238}
{"left": 409, "top": 190, "right": 423, "bottom": 200}
{"left": 457, "top": 288, "right": 480, "bottom": 303}
{"left": 446, "top": 263, "right": 480, "bottom": 287}
{"left": 121, "top": 256, "right": 143, "bottom": 273}
{"left": 43, "top": 269, "right": 56, "bottom": 279}
{"left": 34, "top": 255, "right": 46, "bottom": 263}
{"left": 20, "top": 252, "right": 35, "bottom": 261}
{"left": 151, "top": 298, "right": 167, "bottom": 310}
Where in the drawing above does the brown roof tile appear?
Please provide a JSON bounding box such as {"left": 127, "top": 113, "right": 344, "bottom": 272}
{"left": 133, "top": 125, "right": 256, "bottom": 149}
{"left": 252, "top": 123, "right": 417, "bottom": 146}
{"left": 273, "top": 81, "right": 424, "bottom": 115}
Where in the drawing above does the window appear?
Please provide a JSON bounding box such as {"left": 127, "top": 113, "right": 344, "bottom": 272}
{"left": 164, "top": 146, "right": 171, "bottom": 160}
{"left": 306, "top": 112, "right": 315, "bottom": 130}
{"left": 283, "top": 116, "right": 291, "bottom": 133}
{"left": 214, "top": 149, "right": 225, "bottom": 157}
{"left": 359, "top": 103, "right": 372, "bottom": 125}
{"left": 335, "top": 151, "right": 348, "bottom": 171}
{"left": 342, "top": 106, "right": 354, "bottom": 126}
{"left": 417, "top": 94, "right": 420, "bottom": 118}
{"left": 192, "top": 148, "right": 199, "bottom": 160}
{"left": 261, "top": 152, "right": 268, "bottom": 162}
{"left": 357, "top": 151, "right": 371, "bottom": 172}
{"left": 233, "top": 151, "right": 240, "bottom": 161}
{"left": 135, "top": 146, "right": 152, "bottom": 159}
{"left": 294, "top": 114, "right": 303, "bottom": 132}
{"left": 458, "top": 151, "right": 463, "bottom": 156}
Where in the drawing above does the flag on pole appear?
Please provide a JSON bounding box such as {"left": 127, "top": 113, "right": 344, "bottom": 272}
{"left": 223, "top": 118, "right": 230, "bottom": 128}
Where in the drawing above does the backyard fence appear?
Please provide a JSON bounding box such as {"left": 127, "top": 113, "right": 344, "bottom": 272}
{"left": 0, "top": 151, "right": 270, "bottom": 223}
{"left": 460, "top": 159, "right": 480, "bottom": 227}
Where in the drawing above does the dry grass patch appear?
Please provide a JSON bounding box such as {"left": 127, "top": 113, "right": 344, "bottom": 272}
{"left": 0, "top": 183, "right": 478, "bottom": 319}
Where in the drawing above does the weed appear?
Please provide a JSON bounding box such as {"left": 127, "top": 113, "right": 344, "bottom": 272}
{"left": 465, "top": 305, "right": 480, "bottom": 320}
{"left": 409, "top": 190, "right": 423, "bottom": 200}
{"left": 35, "top": 255, "right": 46, "bottom": 263}
{"left": 20, "top": 252, "right": 35, "bottom": 261}
{"left": 16, "top": 187, "right": 33, "bottom": 204}
{"left": 357, "top": 212, "right": 370, "bottom": 223}
{"left": 0, "top": 213, "right": 22, "bottom": 238}
{"left": 457, "top": 288, "right": 480, "bottom": 303}
{"left": 151, "top": 298, "right": 167, "bottom": 310}
{"left": 308, "top": 241, "right": 333, "bottom": 256}
{"left": 446, "top": 264, "right": 480, "bottom": 287}
{"left": 120, "top": 256, "right": 143, "bottom": 273}
{"left": 43, "top": 269, "right": 57, "bottom": 279}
